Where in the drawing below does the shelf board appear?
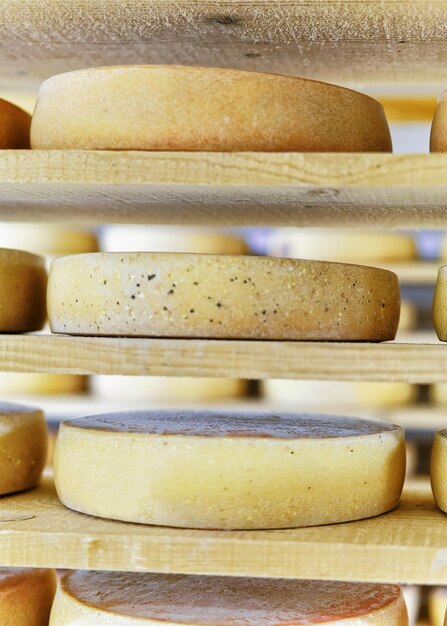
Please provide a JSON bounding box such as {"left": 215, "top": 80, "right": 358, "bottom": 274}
{"left": 2, "top": 1, "right": 447, "bottom": 86}
{"left": 3, "top": 152, "right": 447, "bottom": 227}
{"left": 1, "top": 333, "right": 447, "bottom": 383}
{"left": 0, "top": 476, "right": 444, "bottom": 584}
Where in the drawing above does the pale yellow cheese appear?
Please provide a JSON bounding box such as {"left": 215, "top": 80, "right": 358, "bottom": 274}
{"left": 0, "top": 373, "right": 87, "bottom": 396}
{"left": 54, "top": 410, "right": 406, "bottom": 530}
{"left": 48, "top": 253, "right": 400, "bottom": 341}
{"left": 0, "top": 248, "right": 46, "bottom": 331}
{"left": 0, "top": 99, "right": 31, "bottom": 148}
{"left": 31, "top": 66, "right": 392, "bottom": 152}
{"left": 49, "top": 571, "right": 407, "bottom": 626}
{"left": 0, "top": 402, "right": 48, "bottom": 495}
{"left": 431, "top": 429, "right": 447, "bottom": 512}
{"left": 432, "top": 266, "right": 447, "bottom": 340}
{"left": 0, "top": 567, "right": 56, "bottom": 625}
{"left": 428, "top": 587, "right": 447, "bottom": 626}
{"left": 0, "top": 223, "right": 98, "bottom": 256}
{"left": 399, "top": 300, "right": 418, "bottom": 332}
{"left": 266, "top": 229, "right": 417, "bottom": 263}
{"left": 92, "top": 376, "right": 246, "bottom": 402}
{"left": 431, "top": 89, "right": 447, "bottom": 151}
{"left": 101, "top": 226, "right": 248, "bottom": 254}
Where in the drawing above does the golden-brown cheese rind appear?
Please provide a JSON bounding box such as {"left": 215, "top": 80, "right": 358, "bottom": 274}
{"left": 0, "top": 373, "right": 87, "bottom": 396}
{"left": 50, "top": 571, "right": 407, "bottom": 625}
{"left": 433, "top": 266, "right": 447, "bottom": 340}
{"left": 431, "top": 89, "right": 447, "bottom": 151}
{"left": 0, "top": 567, "right": 56, "bottom": 625}
{"left": 0, "top": 248, "right": 47, "bottom": 331}
{"left": 0, "top": 99, "right": 31, "bottom": 149}
{"left": 31, "top": 65, "right": 392, "bottom": 152}
{"left": 431, "top": 429, "right": 447, "bottom": 512}
{"left": 0, "top": 402, "right": 48, "bottom": 494}
{"left": 54, "top": 410, "right": 406, "bottom": 529}
{"left": 47, "top": 253, "right": 400, "bottom": 341}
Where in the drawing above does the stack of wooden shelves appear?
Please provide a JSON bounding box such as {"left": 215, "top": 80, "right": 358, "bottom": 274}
{"left": 2, "top": 0, "right": 447, "bottom": 623}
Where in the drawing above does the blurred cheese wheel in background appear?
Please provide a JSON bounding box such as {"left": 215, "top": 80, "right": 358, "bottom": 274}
{"left": 101, "top": 226, "right": 248, "bottom": 254}
{"left": 399, "top": 300, "right": 418, "bottom": 332}
{"left": 0, "top": 373, "right": 87, "bottom": 396}
{"left": 0, "top": 223, "right": 98, "bottom": 257}
{"left": 0, "top": 568, "right": 56, "bottom": 625}
{"left": 429, "top": 384, "right": 447, "bottom": 404}
{"left": 50, "top": 571, "right": 407, "bottom": 625}
{"left": 401, "top": 585, "right": 421, "bottom": 625}
{"left": 429, "top": 587, "right": 447, "bottom": 626}
{"left": 92, "top": 376, "right": 247, "bottom": 402}
{"left": 0, "top": 99, "right": 31, "bottom": 149}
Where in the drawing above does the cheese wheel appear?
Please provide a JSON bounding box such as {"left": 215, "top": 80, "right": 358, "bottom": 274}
{"left": 47, "top": 253, "right": 400, "bottom": 341}
{"left": 432, "top": 266, "right": 447, "bottom": 340}
{"left": 431, "top": 90, "right": 447, "bottom": 151}
{"left": 31, "top": 66, "right": 392, "bottom": 152}
{"left": 399, "top": 300, "right": 418, "bottom": 332}
{"left": 0, "top": 249, "right": 46, "bottom": 331}
{"left": 0, "top": 223, "right": 98, "bottom": 256}
{"left": 102, "top": 226, "right": 248, "bottom": 255}
{"left": 0, "top": 402, "right": 48, "bottom": 495}
{"left": 266, "top": 230, "right": 417, "bottom": 263}
{"left": 0, "top": 373, "right": 87, "bottom": 396}
{"left": 430, "top": 384, "right": 447, "bottom": 404}
{"left": 54, "top": 410, "right": 405, "bottom": 529}
{"left": 262, "top": 380, "right": 416, "bottom": 408}
{"left": 431, "top": 429, "right": 447, "bottom": 512}
{"left": 428, "top": 587, "right": 447, "bottom": 626}
{"left": 0, "top": 99, "right": 31, "bottom": 149}
{"left": 0, "top": 568, "right": 56, "bottom": 625}
{"left": 49, "top": 571, "right": 407, "bottom": 626}
{"left": 92, "top": 376, "right": 246, "bottom": 402}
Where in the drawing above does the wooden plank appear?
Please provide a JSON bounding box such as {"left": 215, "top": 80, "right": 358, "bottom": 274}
{"left": 0, "top": 476, "right": 444, "bottom": 584}
{"left": 2, "top": 1, "right": 447, "bottom": 86}
{"left": 2, "top": 151, "right": 447, "bottom": 227}
{"left": 1, "top": 334, "right": 447, "bottom": 382}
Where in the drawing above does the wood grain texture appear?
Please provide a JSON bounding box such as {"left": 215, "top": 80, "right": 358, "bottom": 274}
{"left": 0, "top": 334, "right": 446, "bottom": 382}
{"left": 0, "top": 476, "right": 444, "bottom": 584}
{"left": 2, "top": 151, "right": 447, "bottom": 227}
{"left": 2, "top": 1, "right": 447, "bottom": 86}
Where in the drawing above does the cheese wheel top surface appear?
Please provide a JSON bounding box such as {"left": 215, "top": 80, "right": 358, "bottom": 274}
{"left": 31, "top": 65, "right": 392, "bottom": 152}
{"left": 65, "top": 410, "right": 401, "bottom": 440}
{"left": 0, "top": 99, "right": 31, "bottom": 149}
{"left": 59, "top": 571, "right": 404, "bottom": 625}
{"left": 47, "top": 252, "right": 400, "bottom": 341}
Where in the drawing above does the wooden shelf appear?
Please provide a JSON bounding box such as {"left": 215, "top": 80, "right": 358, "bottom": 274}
{"left": 2, "top": 151, "right": 447, "bottom": 228}
{"left": 1, "top": 334, "right": 447, "bottom": 383}
{"left": 0, "top": 476, "right": 444, "bottom": 584}
{"left": 2, "top": 1, "right": 447, "bottom": 87}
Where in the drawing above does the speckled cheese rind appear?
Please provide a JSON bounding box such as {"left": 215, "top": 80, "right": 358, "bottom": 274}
{"left": 266, "top": 230, "right": 416, "bottom": 263}
{"left": 92, "top": 376, "right": 247, "bottom": 402}
{"left": 431, "top": 90, "right": 447, "bottom": 151}
{"left": 0, "top": 402, "right": 48, "bottom": 495}
{"left": 101, "top": 226, "right": 248, "bottom": 254}
{"left": 49, "top": 571, "right": 408, "bottom": 626}
{"left": 54, "top": 410, "right": 406, "bottom": 529}
{"left": 0, "top": 568, "right": 56, "bottom": 625}
{"left": 428, "top": 587, "right": 447, "bottom": 626}
{"left": 431, "top": 430, "right": 447, "bottom": 513}
{"left": 262, "top": 380, "right": 416, "bottom": 409}
{"left": 0, "top": 248, "right": 47, "bottom": 331}
{"left": 0, "top": 223, "right": 99, "bottom": 256}
{"left": 0, "top": 99, "right": 31, "bottom": 149}
{"left": 31, "top": 65, "right": 392, "bottom": 152}
{"left": 47, "top": 253, "right": 400, "bottom": 341}
{"left": 433, "top": 266, "right": 447, "bottom": 340}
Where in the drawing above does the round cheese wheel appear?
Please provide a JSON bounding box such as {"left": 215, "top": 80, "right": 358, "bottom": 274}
{"left": 431, "top": 90, "right": 447, "bottom": 151}
{"left": 0, "top": 223, "right": 98, "bottom": 256}
{"left": 0, "top": 373, "right": 87, "bottom": 396}
{"left": 0, "top": 249, "right": 46, "bottom": 331}
{"left": 428, "top": 587, "right": 447, "bottom": 626}
{"left": 47, "top": 253, "right": 400, "bottom": 341}
{"left": 262, "top": 380, "right": 416, "bottom": 408}
{"left": 101, "top": 226, "right": 248, "bottom": 255}
{"left": 431, "top": 429, "right": 447, "bottom": 512}
{"left": 31, "top": 66, "right": 392, "bottom": 152}
{"left": 0, "top": 568, "right": 56, "bottom": 625}
{"left": 92, "top": 376, "right": 246, "bottom": 402}
{"left": 49, "top": 571, "right": 407, "bottom": 626}
{"left": 0, "top": 99, "right": 31, "bottom": 149}
{"left": 432, "top": 266, "right": 447, "bottom": 340}
{"left": 0, "top": 402, "right": 48, "bottom": 495}
{"left": 54, "top": 410, "right": 406, "bottom": 529}
{"left": 266, "top": 230, "right": 417, "bottom": 263}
